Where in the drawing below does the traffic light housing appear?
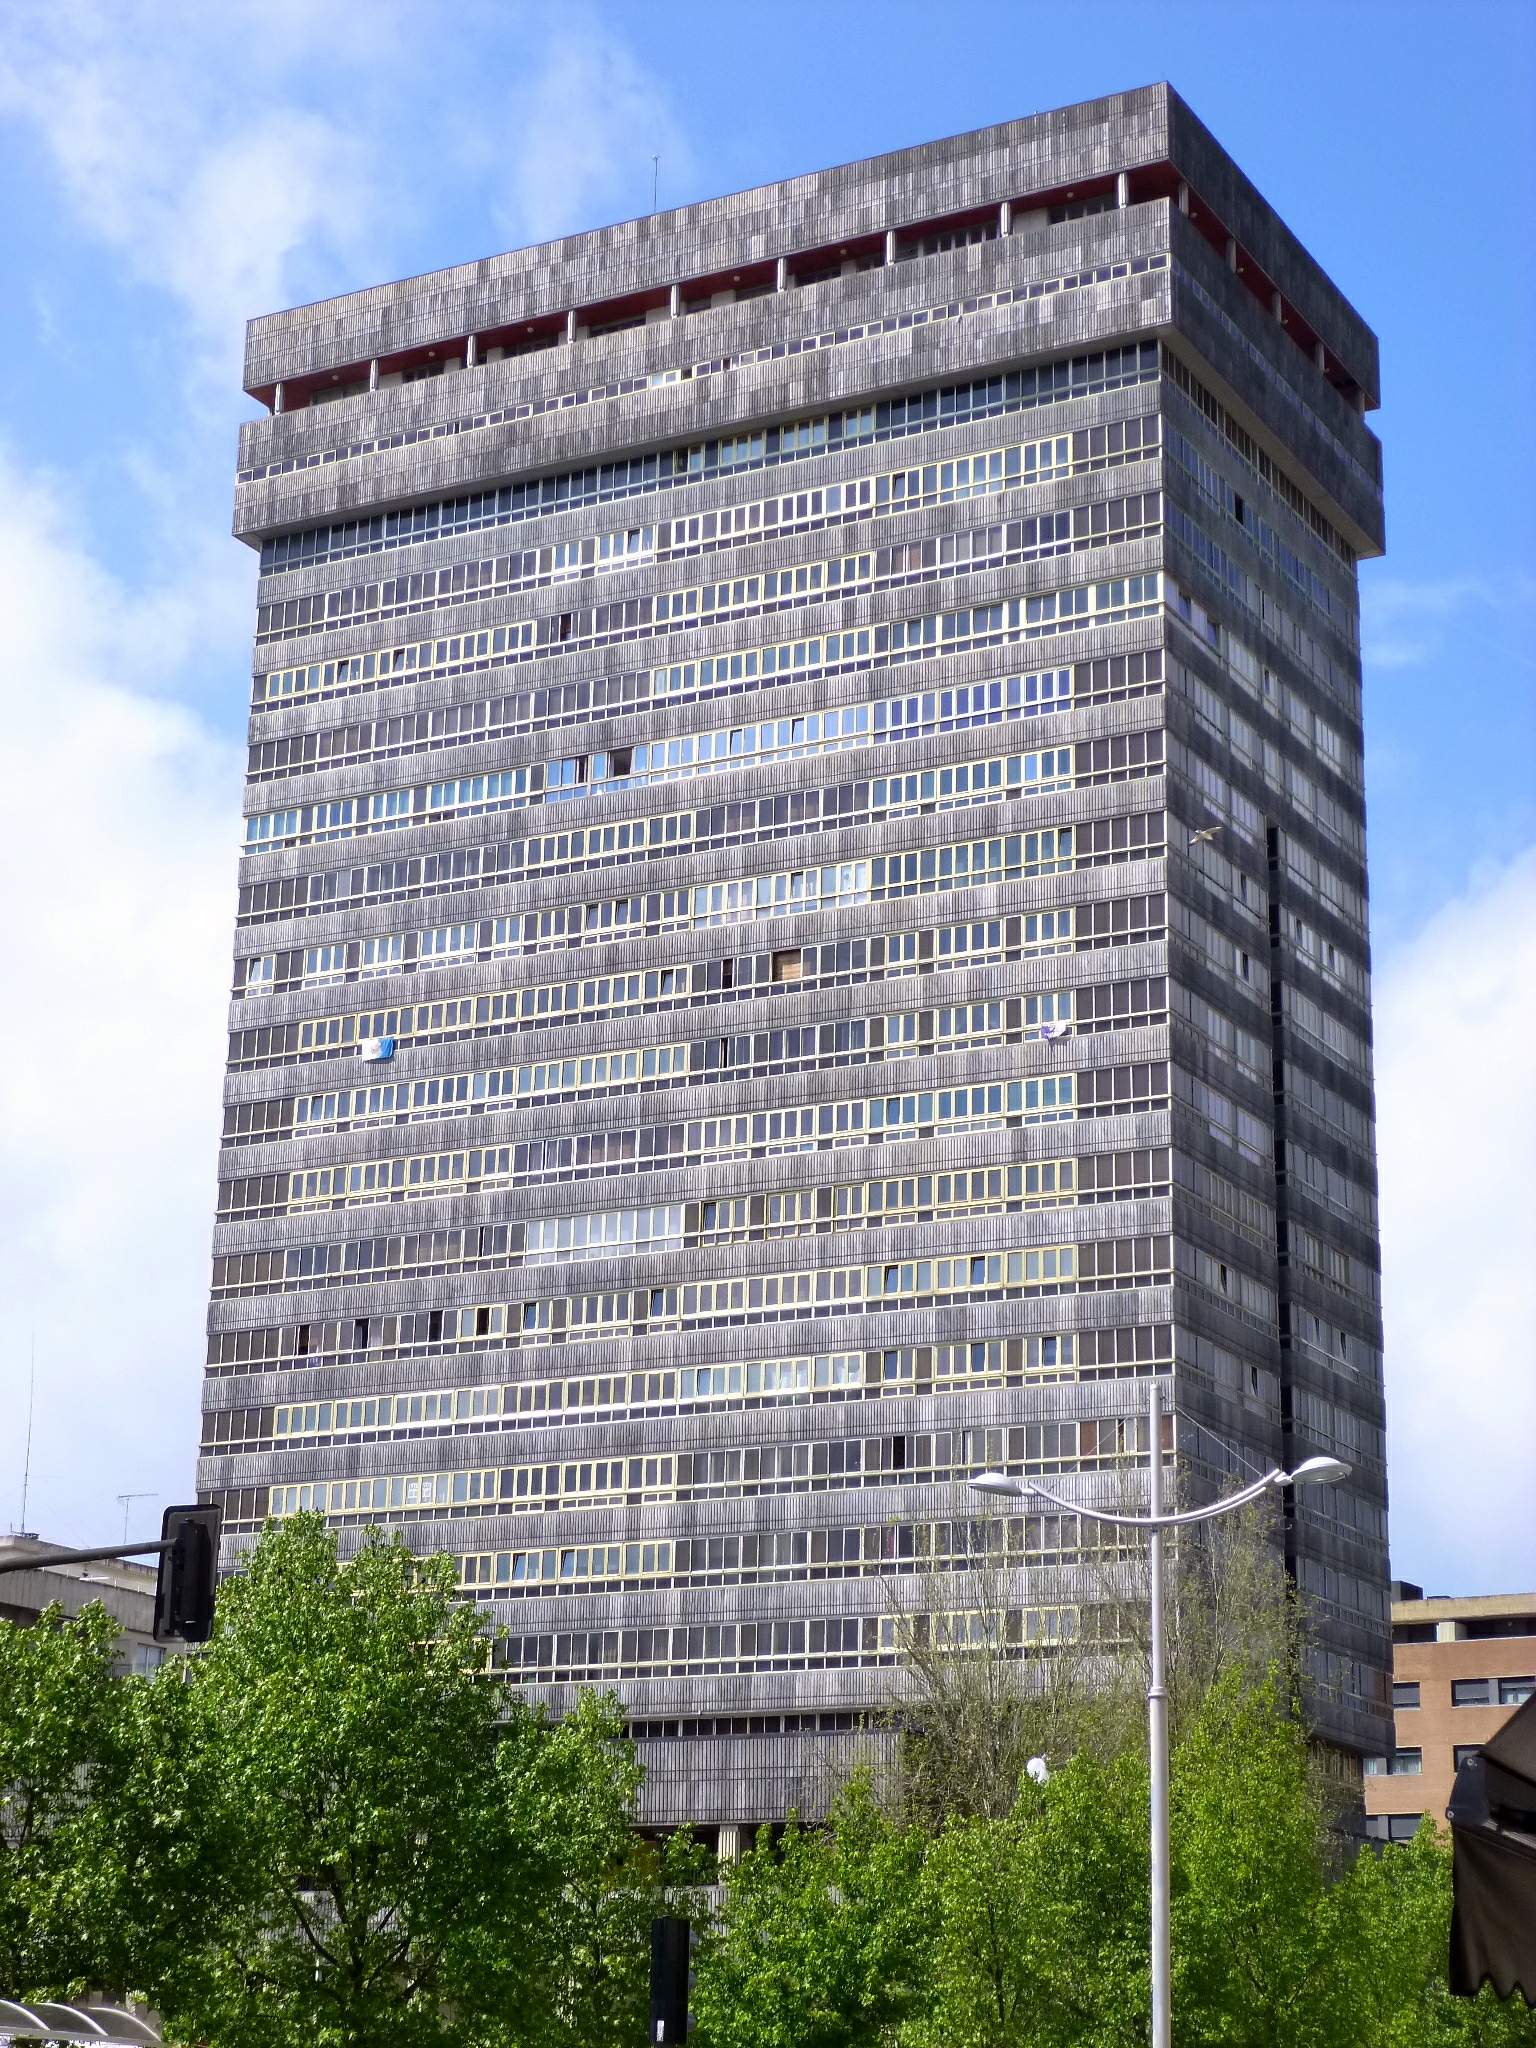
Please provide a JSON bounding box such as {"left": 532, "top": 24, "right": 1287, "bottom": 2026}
{"left": 153, "top": 1504, "right": 221, "bottom": 1643}
{"left": 649, "top": 1916, "right": 690, "bottom": 2043}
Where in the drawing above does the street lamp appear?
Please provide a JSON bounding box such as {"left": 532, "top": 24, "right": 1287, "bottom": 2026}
{"left": 969, "top": 1379, "right": 1348, "bottom": 2048}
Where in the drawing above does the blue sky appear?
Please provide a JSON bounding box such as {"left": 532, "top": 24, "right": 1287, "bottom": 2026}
{"left": 0, "top": 1, "right": 1531, "bottom": 1593}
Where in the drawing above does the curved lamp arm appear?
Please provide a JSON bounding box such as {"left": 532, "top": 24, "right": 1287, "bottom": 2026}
{"left": 968, "top": 1466, "right": 1286, "bottom": 1530}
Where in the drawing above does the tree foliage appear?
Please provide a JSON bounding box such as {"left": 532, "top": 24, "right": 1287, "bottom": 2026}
{"left": 885, "top": 1499, "right": 1308, "bottom": 1827}
{"left": 691, "top": 1670, "right": 1536, "bottom": 2048}
{"left": 4, "top": 1515, "right": 1532, "bottom": 2047}
{"left": 0, "top": 1517, "right": 685, "bottom": 2048}
{"left": 691, "top": 1777, "right": 929, "bottom": 2048}
{"left": 0, "top": 1600, "right": 131, "bottom": 1992}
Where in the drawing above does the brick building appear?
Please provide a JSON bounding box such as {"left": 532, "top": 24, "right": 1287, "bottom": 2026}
{"left": 1365, "top": 1585, "right": 1536, "bottom": 1840}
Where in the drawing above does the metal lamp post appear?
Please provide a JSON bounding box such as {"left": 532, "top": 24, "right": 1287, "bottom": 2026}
{"left": 969, "top": 1378, "right": 1349, "bottom": 2048}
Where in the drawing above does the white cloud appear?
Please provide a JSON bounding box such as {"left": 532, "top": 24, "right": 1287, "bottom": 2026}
{"left": 0, "top": 3, "right": 700, "bottom": 1550}
{"left": 494, "top": 12, "right": 697, "bottom": 244}
{"left": 1359, "top": 571, "right": 1532, "bottom": 673}
{"left": 1374, "top": 845, "right": 1536, "bottom": 1595}
{"left": 0, "top": 2, "right": 383, "bottom": 383}
{"left": 1, "top": 2, "right": 698, "bottom": 388}
{"left": 0, "top": 448, "right": 241, "bottom": 1543}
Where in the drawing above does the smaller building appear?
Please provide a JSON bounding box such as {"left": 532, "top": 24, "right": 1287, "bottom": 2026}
{"left": 0, "top": 1534, "right": 170, "bottom": 1674}
{"left": 1364, "top": 1582, "right": 1536, "bottom": 1840}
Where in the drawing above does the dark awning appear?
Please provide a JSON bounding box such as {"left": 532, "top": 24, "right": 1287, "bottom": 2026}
{"left": 1447, "top": 1689, "right": 1536, "bottom": 2005}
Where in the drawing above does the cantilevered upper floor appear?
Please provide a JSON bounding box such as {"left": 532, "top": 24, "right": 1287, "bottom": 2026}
{"left": 233, "top": 85, "right": 1383, "bottom": 557}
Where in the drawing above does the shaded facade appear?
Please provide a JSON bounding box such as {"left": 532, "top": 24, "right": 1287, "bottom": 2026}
{"left": 0, "top": 1535, "right": 169, "bottom": 1675}
{"left": 200, "top": 84, "right": 1390, "bottom": 1829}
{"left": 1366, "top": 1586, "right": 1536, "bottom": 1840}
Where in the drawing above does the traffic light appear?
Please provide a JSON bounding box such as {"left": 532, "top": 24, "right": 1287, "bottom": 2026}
{"left": 153, "top": 1504, "right": 221, "bottom": 1643}
{"left": 649, "top": 1916, "right": 690, "bottom": 2044}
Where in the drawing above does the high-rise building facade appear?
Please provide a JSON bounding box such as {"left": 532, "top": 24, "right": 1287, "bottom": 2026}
{"left": 201, "top": 85, "right": 1390, "bottom": 1830}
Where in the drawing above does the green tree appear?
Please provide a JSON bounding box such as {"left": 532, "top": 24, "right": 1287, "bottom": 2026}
{"left": 0, "top": 1600, "right": 130, "bottom": 1994}
{"left": 500, "top": 1694, "right": 708, "bottom": 2048}
{"left": 692, "top": 1776, "right": 930, "bottom": 2048}
{"left": 909, "top": 1755, "right": 1148, "bottom": 2048}
{"left": 885, "top": 1499, "right": 1307, "bottom": 1827}
{"left": 1167, "top": 1671, "right": 1348, "bottom": 2047}
{"left": 1331, "top": 1822, "right": 1536, "bottom": 2048}
{"left": 887, "top": 1542, "right": 1102, "bottom": 1825}
{"left": 127, "top": 1515, "right": 658, "bottom": 2048}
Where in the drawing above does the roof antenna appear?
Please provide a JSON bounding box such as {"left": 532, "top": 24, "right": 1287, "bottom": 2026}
{"left": 116, "top": 1492, "right": 156, "bottom": 1544}
{"left": 18, "top": 1336, "right": 36, "bottom": 1537}
{"left": 652, "top": 154, "right": 659, "bottom": 214}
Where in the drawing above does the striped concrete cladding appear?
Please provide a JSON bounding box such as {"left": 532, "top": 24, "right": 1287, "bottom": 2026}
{"left": 202, "top": 89, "right": 1390, "bottom": 1827}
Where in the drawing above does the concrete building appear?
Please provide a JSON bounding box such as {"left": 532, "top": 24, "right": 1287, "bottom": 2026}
{"left": 0, "top": 1535, "right": 168, "bottom": 1674}
{"left": 1365, "top": 1585, "right": 1536, "bottom": 1841}
{"left": 199, "top": 83, "right": 1390, "bottom": 1833}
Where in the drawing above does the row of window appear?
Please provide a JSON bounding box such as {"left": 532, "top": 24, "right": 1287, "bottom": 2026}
{"left": 1392, "top": 1677, "right": 1534, "bottom": 1711}
{"left": 244, "top": 653, "right": 1158, "bottom": 810}
{"left": 251, "top": 567, "right": 1164, "bottom": 717}
{"left": 252, "top": 329, "right": 1347, "bottom": 592}
{"left": 215, "top": 1064, "right": 1168, "bottom": 1220}
{"left": 1280, "top": 1064, "right": 1372, "bottom": 1160}
{"left": 1178, "top": 607, "right": 1364, "bottom": 849}
{"left": 1165, "top": 418, "right": 1348, "bottom": 635}
{"left": 1281, "top": 984, "right": 1371, "bottom": 1085}
{"left": 1293, "top": 1554, "right": 1389, "bottom": 1625}
{"left": 204, "top": 1233, "right": 1174, "bottom": 1375}
{"left": 1179, "top": 667, "right": 1364, "bottom": 873}
{"left": 477, "top": 1610, "right": 1076, "bottom": 1684}
{"left": 235, "top": 651, "right": 1163, "bottom": 929}
{"left": 223, "top": 981, "right": 1167, "bottom": 1146}
{"left": 245, "top": 276, "right": 1168, "bottom": 500}
{"left": 237, "top": 812, "right": 1164, "bottom": 1003}
{"left": 1179, "top": 648, "right": 1360, "bottom": 827}
{"left": 1159, "top": 348, "right": 1354, "bottom": 566}
{"left": 199, "top": 1327, "right": 1174, "bottom": 1450}
{"left": 1284, "top": 1305, "right": 1380, "bottom": 1386}
{"left": 451, "top": 1511, "right": 1100, "bottom": 1599}
{"left": 1284, "top": 1223, "right": 1380, "bottom": 1313}
{"left": 213, "top": 1412, "right": 1169, "bottom": 1530}
{"left": 252, "top": 418, "right": 1161, "bottom": 653}
{"left": 250, "top": 494, "right": 1159, "bottom": 747}
{"left": 1167, "top": 514, "right": 1354, "bottom": 714}
{"left": 227, "top": 893, "right": 1166, "bottom": 1071}
{"left": 1270, "top": 829, "right": 1367, "bottom": 941}
{"left": 243, "top": 723, "right": 1162, "bottom": 860}
{"left": 211, "top": 1150, "right": 1173, "bottom": 1299}
{"left": 310, "top": 498, "right": 1154, "bottom": 723}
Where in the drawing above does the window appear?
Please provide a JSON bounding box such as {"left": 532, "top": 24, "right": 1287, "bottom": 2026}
{"left": 1387, "top": 1750, "right": 1422, "bottom": 1776}
{"left": 1499, "top": 1677, "right": 1534, "bottom": 1706}
{"left": 1364, "top": 1813, "right": 1425, "bottom": 1844}
{"left": 1453, "top": 1746, "right": 1481, "bottom": 1770}
{"left": 1392, "top": 1681, "right": 1420, "bottom": 1710}
{"left": 1452, "top": 1679, "right": 1492, "bottom": 1707}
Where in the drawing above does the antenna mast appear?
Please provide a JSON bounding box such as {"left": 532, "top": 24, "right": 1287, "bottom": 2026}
{"left": 19, "top": 1337, "right": 35, "bottom": 1534}
{"left": 116, "top": 1492, "right": 156, "bottom": 1544}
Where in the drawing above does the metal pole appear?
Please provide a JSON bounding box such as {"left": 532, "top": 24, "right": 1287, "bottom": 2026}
{"left": 0, "top": 1538, "right": 175, "bottom": 1578}
{"left": 1147, "top": 1377, "right": 1171, "bottom": 2048}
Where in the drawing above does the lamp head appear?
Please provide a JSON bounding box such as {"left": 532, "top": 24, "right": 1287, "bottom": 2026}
{"left": 1283, "top": 1455, "right": 1352, "bottom": 1488}
{"left": 969, "top": 1471, "right": 1027, "bottom": 1500}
